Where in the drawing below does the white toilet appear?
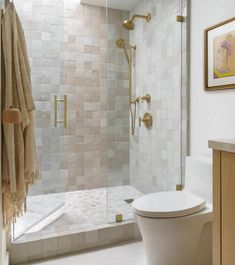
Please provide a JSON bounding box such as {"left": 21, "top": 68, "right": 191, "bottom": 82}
{"left": 132, "top": 156, "right": 212, "bottom": 265}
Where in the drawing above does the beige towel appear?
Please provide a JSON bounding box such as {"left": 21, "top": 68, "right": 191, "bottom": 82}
{"left": 1, "top": 3, "right": 39, "bottom": 226}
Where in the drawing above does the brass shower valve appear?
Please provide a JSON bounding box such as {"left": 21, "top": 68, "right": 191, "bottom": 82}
{"left": 133, "top": 94, "right": 151, "bottom": 104}
{"left": 133, "top": 97, "right": 141, "bottom": 103}
{"left": 139, "top": 112, "right": 153, "bottom": 128}
{"left": 141, "top": 94, "right": 151, "bottom": 103}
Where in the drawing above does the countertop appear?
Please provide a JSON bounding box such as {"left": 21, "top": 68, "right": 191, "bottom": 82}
{"left": 209, "top": 138, "right": 235, "bottom": 153}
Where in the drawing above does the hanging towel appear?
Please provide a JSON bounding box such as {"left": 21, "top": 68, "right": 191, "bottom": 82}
{"left": 1, "top": 3, "right": 39, "bottom": 226}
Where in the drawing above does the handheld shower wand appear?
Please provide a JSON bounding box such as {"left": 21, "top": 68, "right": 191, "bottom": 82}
{"left": 116, "top": 39, "right": 137, "bottom": 135}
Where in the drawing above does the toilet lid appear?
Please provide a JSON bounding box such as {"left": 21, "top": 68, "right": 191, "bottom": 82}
{"left": 132, "top": 191, "right": 206, "bottom": 218}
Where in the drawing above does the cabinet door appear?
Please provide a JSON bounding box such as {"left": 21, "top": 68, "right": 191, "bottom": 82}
{"left": 221, "top": 151, "right": 235, "bottom": 265}
{"left": 213, "top": 150, "right": 221, "bottom": 265}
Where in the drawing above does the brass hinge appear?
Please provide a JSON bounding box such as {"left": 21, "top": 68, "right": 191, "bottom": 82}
{"left": 176, "top": 15, "right": 185, "bottom": 23}
{"left": 116, "top": 214, "right": 123, "bottom": 223}
{"left": 176, "top": 184, "right": 183, "bottom": 191}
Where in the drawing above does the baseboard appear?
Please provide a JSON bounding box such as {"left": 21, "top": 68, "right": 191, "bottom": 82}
{"left": 4, "top": 252, "right": 9, "bottom": 265}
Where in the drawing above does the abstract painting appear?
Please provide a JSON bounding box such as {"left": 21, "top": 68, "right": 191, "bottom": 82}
{"left": 205, "top": 17, "right": 235, "bottom": 90}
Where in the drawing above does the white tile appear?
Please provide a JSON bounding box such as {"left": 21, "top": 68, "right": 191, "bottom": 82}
{"left": 15, "top": 186, "right": 143, "bottom": 239}
{"left": 27, "top": 240, "right": 43, "bottom": 261}
{"left": 71, "top": 232, "right": 85, "bottom": 252}
{"left": 58, "top": 235, "right": 72, "bottom": 255}
{"left": 42, "top": 237, "right": 58, "bottom": 258}
{"left": 23, "top": 241, "right": 146, "bottom": 265}
{"left": 85, "top": 230, "right": 98, "bottom": 248}
{"left": 10, "top": 243, "right": 28, "bottom": 264}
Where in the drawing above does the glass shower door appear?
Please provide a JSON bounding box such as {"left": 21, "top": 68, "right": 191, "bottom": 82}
{"left": 107, "top": 0, "right": 188, "bottom": 223}
{"left": 13, "top": 0, "right": 67, "bottom": 240}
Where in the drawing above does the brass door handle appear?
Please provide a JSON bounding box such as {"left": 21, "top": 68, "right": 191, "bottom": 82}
{"left": 54, "top": 95, "right": 67, "bottom": 128}
{"left": 139, "top": 112, "right": 153, "bottom": 128}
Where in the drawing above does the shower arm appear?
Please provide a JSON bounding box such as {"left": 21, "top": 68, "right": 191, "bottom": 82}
{"left": 130, "top": 14, "right": 149, "bottom": 23}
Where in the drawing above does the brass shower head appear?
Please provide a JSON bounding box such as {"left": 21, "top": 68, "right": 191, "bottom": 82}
{"left": 123, "top": 13, "right": 151, "bottom": 30}
{"left": 123, "top": 20, "right": 135, "bottom": 30}
{"left": 116, "top": 38, "right": 130, "bottom": 63}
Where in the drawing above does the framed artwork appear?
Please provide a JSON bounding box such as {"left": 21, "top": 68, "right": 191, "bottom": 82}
{"left": 205, "top": 17, "right": 235, "bottom": 90}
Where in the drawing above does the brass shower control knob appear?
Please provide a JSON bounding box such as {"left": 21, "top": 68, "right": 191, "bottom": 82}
{"left": 141, "top": 94, "right": 151, "bottom": 103}
{"left": 139, "top": 112, "right": 153, "bottom": 129}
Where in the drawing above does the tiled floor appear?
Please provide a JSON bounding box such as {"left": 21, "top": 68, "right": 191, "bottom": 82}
{"left": 23, "top": 241, "right": 146, "bottom": 265}
{"left": 14, "top": 186, "right": 143, "bottom": 240}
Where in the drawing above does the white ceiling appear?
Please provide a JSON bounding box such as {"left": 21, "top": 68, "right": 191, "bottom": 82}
{"left": 80, "top": 0, "right": 140, "bottom": 11}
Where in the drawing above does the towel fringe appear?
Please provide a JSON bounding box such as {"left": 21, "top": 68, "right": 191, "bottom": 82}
{"left": 2, "top": 169, "right": 38, "bottom": 227}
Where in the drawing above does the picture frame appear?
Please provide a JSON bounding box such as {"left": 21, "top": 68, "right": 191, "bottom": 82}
{"left": 205, "top": 17, "right": 235, "bottom": 91}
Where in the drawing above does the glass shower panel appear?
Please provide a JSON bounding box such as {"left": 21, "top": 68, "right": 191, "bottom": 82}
{"left": 106, "top": 6, "right": 132, "bottom": 223}
{"left": 13, "top": 0, "right": 66, "bottom": 240}
{"left": 107, "top": 0, "right": 188, "bottom": 223}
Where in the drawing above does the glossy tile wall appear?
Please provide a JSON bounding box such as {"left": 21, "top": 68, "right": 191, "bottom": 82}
{"left": 15, "top": 0, "right": 130, "bottom": 194}
{"left": 129, "top": 0, "right": 188, "bottom": 193}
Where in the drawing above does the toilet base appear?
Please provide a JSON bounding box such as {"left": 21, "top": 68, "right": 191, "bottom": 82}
{"left": 135, "top": 209, "right": 212, "bottom": 265}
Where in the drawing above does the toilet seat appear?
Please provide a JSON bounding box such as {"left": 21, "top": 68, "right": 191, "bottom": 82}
{"left": 132, "top": 191, "right": 206, "bottom": 218}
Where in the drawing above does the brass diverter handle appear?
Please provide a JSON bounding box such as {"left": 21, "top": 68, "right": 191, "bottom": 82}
{"left": 134, "top": 94, "right": 151, "bottom": 104}
{"left": 139, "top": 112, "right": 153, "bottom": 129}
{"left": 141, "top": 94, "right": 151, "bottom": 103}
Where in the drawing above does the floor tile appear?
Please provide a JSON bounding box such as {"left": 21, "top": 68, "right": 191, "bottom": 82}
{"left": 14, "top": 186, "right": 143, "bottom": 240}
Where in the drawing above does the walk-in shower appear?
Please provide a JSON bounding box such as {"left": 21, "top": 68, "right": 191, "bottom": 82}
{"left": 9, "top": 0, "right": 188, "bottom": 262}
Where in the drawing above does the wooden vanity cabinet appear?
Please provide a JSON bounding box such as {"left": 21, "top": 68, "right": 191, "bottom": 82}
{"left": 212, "top": 149, "right": 235, "bottom": 265}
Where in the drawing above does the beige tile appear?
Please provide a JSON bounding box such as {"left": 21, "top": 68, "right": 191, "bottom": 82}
{"left": 58, "top": 235, "right": 72, "bottom": 255}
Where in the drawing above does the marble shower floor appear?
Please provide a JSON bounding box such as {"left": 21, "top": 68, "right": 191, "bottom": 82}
{"left": 14, "top": 185, "right": 143, "bottom": 241}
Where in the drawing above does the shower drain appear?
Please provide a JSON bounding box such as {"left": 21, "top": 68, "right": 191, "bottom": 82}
{"left": 124, "top": 198, "right": 134, "bottom": 204}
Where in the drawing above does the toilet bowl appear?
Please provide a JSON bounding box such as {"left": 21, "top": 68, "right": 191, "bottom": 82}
{"left": 132, "top": 156, "right": 212, "bottom": 265}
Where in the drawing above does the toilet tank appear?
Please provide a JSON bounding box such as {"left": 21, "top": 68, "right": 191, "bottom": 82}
{"left": 184, "top": 156, "right": 212, "bottom": 205}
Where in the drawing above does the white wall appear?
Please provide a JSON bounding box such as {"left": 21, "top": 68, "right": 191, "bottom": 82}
{"left": 190, "top": 0, "right": 235, "bottom": 156}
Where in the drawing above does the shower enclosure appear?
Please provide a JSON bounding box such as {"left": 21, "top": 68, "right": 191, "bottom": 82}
{"left": 106, "top": 0, "right": 189, "bottom": 222}
{"left": 12, "top": 0, "right": 188, "bottom": 245}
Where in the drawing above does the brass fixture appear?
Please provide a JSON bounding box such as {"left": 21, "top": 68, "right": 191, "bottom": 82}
{"left": 176, "top": 184, "right": 183, "bottom": 191}
{"left": 141, "top": 94, "right": 151, "bottom": 103}
{"left": 123, "top": 13, "right": 151, "bottom": 30}
{"left": 139, "top": 112, "right": 153, "bottom": 129}
{"left": 116, "top": 39, "right": 130, "bottom": 63}
{"left": 133, "top": 94, "right": 151, "bottom": 104}
{"left": 116, "top": 214, "right": 123, "bottom": 223}
{"left": 116, "top": 38, "right": 137, "bottom": 135}
{"left": 54, "top": 95, "right": 68, "bottom": 128}
{"left": 176, "top": 15, "right": 185, "bottom": 22}
{"left": 116, "top": 38, "right": 136, "bottom": 64}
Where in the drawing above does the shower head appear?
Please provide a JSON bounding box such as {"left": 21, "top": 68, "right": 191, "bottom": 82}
{"left": 116, "top": 38, "right": 130, "bottom": 63}
{"left": 116, "top": 38, "right": 136, "bottom": 64}
{"left": 123, "top": 20, "right": 135, "bottom": 30}
{"left": 123, "top": 13, "right": 151, "bottom": 30}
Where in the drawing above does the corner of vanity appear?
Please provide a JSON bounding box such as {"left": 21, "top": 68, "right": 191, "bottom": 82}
{"left": 209, "top": 138, "right": 235, "bottom": 265}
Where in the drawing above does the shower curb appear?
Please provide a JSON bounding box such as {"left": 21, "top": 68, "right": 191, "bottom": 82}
{"left": 9, "top": 220, "right": 141, "bottom": 264}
